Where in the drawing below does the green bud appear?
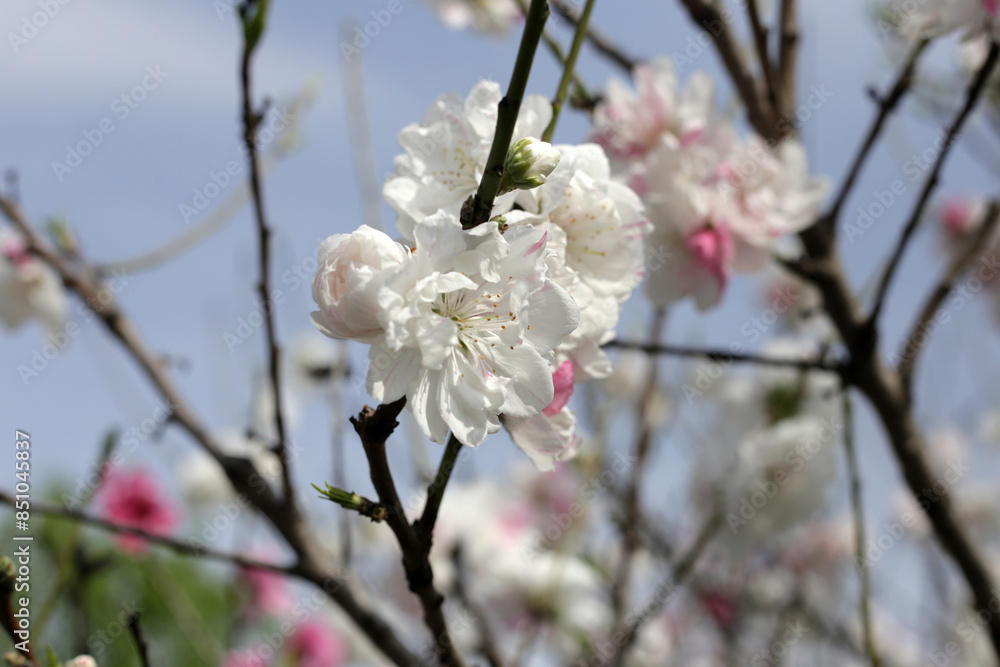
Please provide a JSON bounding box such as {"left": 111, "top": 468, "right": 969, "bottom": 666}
{"left": 500, "top": 137, "right": 560, "bottom": 195}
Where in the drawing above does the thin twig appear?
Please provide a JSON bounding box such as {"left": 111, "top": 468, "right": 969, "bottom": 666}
{"left": 746, "top": 0, "right": 779, "bottom": 117}
{"left": 549, "top": 0, "right": 636, "bottom": 72}
{"left": 610, "top": 308, "right": 665, "bottom": 624}
{"left": 824, "top": 40, "right": 929, "bottom": 235}
{"left": 0, "top": 491, "right": 295, "bottom": 575}
{"left": 415, "top": 433, "right": 464, "bottom": 543}
{"left": 239, "top": 0, "right": 296, "bottom": 507}
{"left": 676, "top": 0, "right": 775, "bottom": 139}
{"left": 542, "top": 0, "right": 597, "bottom": 142}
{"left": 0, "top": 197, "right": 427, "bottom": 667}
{"left": 603, "top": 338, "right": 842, "bottom": 373}
{"left": 842, "top": 390, "right": 879, "bottom": 667}
{"left": 606, "top": 513, "right": 724, "bottom": 667}
{"left": 897, "top": 200, "right": 1000, "bottom": 389}
{"left": 868, "top": 41, "right": 1000, "bottom": 327}
{"left": 777, "top": 0, "right": 798, "bottom": 115}
{"left": 127, "top": 611, "right": 152, "bottom": 667}
{"left": 513, "top": 0, "right": 592, "bottom": 108}
{"left": 462, "top": 0, "right": 549, "bottom": 229}
{"left": 353, "top": 401, "right": 470, "bottom": 667}
{"left": 341, "top": 22, "right": 385, "bottom": 231}
{"left": 452, "top": 545, "right": 507, "bottom": 667}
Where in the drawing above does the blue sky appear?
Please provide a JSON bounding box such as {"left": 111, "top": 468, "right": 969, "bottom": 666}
{"left": 2, "top": 0, "right": 1000, "bottom": 629}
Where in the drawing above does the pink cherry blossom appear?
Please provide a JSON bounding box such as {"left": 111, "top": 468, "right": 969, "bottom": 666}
{"left": 241, "top": 565, "right": 292, "bottom": 619}
{"left": 222, "top": 648, "right": 268, "bottom": 667}
{"left": 290, "top": 618, "right": 347, "bottom": 667}
{"left": 99, "top": 468, "right": 179, "bottom": 554}
{"left": 543, "top": 361, "right": 574, "bottom": 417}
{"left": 685, "top": 224, "right": 734, "bottom": 289}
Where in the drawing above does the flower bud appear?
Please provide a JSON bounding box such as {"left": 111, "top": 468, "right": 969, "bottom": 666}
{"left": 500, "top": 137, "right": 560, "bottom": 194}
{"left": 65, "top": 657, "right": 98, "bottom": 667}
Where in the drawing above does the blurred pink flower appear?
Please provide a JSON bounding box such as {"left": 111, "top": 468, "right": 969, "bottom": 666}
{"left": 222, "top": 648, "right": 267, "bottom": 667}
{"left": 242, "top": 566, "right": 292, "bottom": 619}
{"left": 686, "top": 225, "right": 734, "bottom": 292}
{"left": 99, "top": 468, "right": 179, "bottom": 554}
{"left": 290, "top": 618, "right": 346, "bottom": 667}
{"left": 543, "top": 361, "right": 574, "bottom": 417}
{"left": 700, "top": 590, "right": 741, "bottom": 633}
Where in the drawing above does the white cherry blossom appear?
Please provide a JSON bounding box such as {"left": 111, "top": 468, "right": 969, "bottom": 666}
{"left": 383, "top": 80, "right": 551, "bottom": 242}
{"left": 422, "top": 0, "right": 522, "bottom": 35}
{"left": 0, "top": 230, "right": 67, "bottom": 333}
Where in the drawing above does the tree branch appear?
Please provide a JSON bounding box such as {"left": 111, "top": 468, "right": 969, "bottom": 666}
{"left": 603, "top": 338, "right": 843, "bottom": 373}
{"left": 462, "top": 0, "right": 549, "bottom": 229}
{"left": 0, "top": 197, "right": 427, "bottom": 667}
{"left": 549, "top": 0, "right": 636, "bottom": 72}
{"left": 353, "top": 401, "right": 469, "bottom": 667}
{"left": 542, "top": 0, "right": 598, "bottom": 142}
{"left": 239, "top": 0, "right": 297, "bottom": 510}
{"left": 823, "top": 40, "right": 929, "bottom": 235}
{"left": 868, "top": 41, "right": 999, "bottom": 327}
{"left": 777, "top": 0, "right": 798, "bottom": 115}
{"left": 746, "top": 0, "right": 779, "bottom": 117}
{"left": 897, "top": 200, "right": 1000, "bottom": 389}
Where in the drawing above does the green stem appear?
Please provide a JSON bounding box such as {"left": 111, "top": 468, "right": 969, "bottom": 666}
{"left": 542, "top": 0, "right": 597, "bottom": 142}
{"left": 843, "top": 389, "right": 879, "bottom": 667}
{"left": 416, "top": 434, "right": 464, "bottom": 542}
{"left": 514, "top": 0, "right": 592, "bottom": 108}
{"left": 462, "top": 0, "right": 550, "bottom": 229}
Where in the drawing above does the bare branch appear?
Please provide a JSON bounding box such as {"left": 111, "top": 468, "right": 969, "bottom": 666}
{"left": 549, "top": 0, "right": 636, "bottom": 72}
{"left": 603, "top": 338, "right": 842, "bottom": 373}
{"left": 897, "top": 200, "right": 1000, "bottom": 388}
{"left": 868, "top": 41, "right": 1000, "bottom": 327}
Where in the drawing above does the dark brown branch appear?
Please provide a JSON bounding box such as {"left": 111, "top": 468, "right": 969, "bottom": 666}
{"left": 777, "top": 0, "right": 798, "bottom": 115}
{"left": 676, "top": 0, "right": 775, "bottom": 140}
{"left": 897, "top": 200, "right": 1000, "bottom": 389}
{"left": 868, "top": 41, "right": 1000, "bottom": 327}
{"left": 239, "top": 0, "right": 296, "bottom": 509}
{"left": 462, "top": 0, "right": 549, "bottom": 229}
{"left": 603, "top": 339, "right": 842, "bottom": 373}
{"left": 824, "top": 40, "right": 929, "bottom": 235}
{"left": 0, "top": 198, "right": 426, "bottom": 667}
{"left": 549, "top": 0, "right": 636, "bottom": 72}
{"left": 606, "top": 513, "right": 724, "bottom": 667}
{"left": 415, "top": 434, "right": 463, "bottom": 543}
{"left": 452, "top": 545, "right": 507, "bottom": 667}
{"left": 610, "top": 309, "right": 665, "bottom": 625}
{"left": 127, "top": 611, "right": 152, "bottom": 667}
{"left": 353, "top": 401, "right": 469, "bottom": 667}
{"left": 747, "top": 0, "right": 779, "bottom": 117}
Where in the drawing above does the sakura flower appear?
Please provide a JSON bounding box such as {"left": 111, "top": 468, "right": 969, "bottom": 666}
{"left": 505, "top": 362, "right": 582, "bottom": 470}
{"left": 65, "top": 657, "right": 98, "bottom": 667}
{"left": 508, "top": 143, "right": 651, "bottom": 378}
{"left": 383, "top": 80, "right": 551, "bottom": 242}
{"left": 501, "top": 137, "right": 561, "bottom": 194}
{"left": 314, "top": 212, "right": 579, "bottom": 449}
{"left": 422, "top": 0, "right": 522, "bottom": 34}
{"left": 592, "top": 58, "right": 715, "bottom": 163}
{"left": 642, "top": 133, "right": 827, "bottom": 309}
{"left": 289, "top": 619, "right": 347, "bottom": 667}
{"left": 241, "top": 565, "right": 292, "bottom": 619}
{"left": 311, "top": 225, "right": 410, "bottom": 342}
{"left": 0, "top": 230, "right": 67, "bottom": 334}
{"left": 99, "top": 468, "right": 179, "bottom": 554}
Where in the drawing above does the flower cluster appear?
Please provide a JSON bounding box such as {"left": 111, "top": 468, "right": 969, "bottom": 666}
{"left": 314, "top": 81, "right": 653, "bottom": 468}
{"left": 592, "top": 59, "right": 829, "bottom": 310}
